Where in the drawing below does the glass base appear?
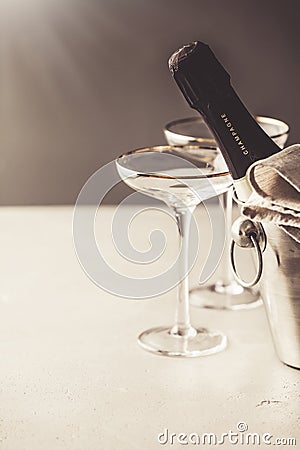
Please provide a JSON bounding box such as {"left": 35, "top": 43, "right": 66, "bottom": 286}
{"left": 137, "top": 325, "right": 227, "bottom": 357}
{"left": 189, "top": 280, "right": 263, "bottom": 311}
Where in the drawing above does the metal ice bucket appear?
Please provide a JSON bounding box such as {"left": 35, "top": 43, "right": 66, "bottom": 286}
{"left": 231, "top": 218, "right": 300, "bottom": 369}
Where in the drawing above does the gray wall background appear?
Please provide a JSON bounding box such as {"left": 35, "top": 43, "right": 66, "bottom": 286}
{"left": 0, "top": 0, "right": 299, "bottom": 205}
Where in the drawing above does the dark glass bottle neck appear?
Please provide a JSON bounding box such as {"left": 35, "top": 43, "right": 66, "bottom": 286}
{"left": 195, "top": 88, "right": 280, "bottom": 179}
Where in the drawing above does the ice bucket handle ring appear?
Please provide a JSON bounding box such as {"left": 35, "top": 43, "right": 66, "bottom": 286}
{"left": 230, "top": 216, "right": 266, "bottom": 288}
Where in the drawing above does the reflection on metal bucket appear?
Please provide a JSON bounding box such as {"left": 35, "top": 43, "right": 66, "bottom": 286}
{"left": 260, "top": 224, "right": 300, "bottom": 369}
{"left": 231, "top": 218, "right": 300, "bottom": 369}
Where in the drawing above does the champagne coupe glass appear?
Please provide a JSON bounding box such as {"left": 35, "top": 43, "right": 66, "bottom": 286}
{"left": 164, "top": 116, "right": 289, "bottom": 310}
{"left": 116, "top": 145, "right": 232, "bottom": 357}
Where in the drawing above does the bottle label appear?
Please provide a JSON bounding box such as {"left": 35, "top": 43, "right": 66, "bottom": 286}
{"left": 220, "top": 113, "right": 250, "bottom": 157}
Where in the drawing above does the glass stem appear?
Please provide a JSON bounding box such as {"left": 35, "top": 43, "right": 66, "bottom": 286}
{"left": 219, "top": 188, "right": 234, "bottom": 286}
{"left": 171, "top": 206, "right": 196, "bottom": 337}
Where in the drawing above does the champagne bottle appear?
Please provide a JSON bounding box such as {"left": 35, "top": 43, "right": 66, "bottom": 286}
{"left": 168, "top": 41, "right": 281, "bottom": 201}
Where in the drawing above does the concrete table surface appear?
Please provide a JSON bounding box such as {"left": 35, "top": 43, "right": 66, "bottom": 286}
{"left": 0, "top": 206, "right": 298, "bottom": 449}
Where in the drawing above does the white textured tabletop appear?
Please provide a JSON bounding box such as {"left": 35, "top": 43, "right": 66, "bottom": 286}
{"left": 0, "top": 206, "right": 298, "bottom": 449}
